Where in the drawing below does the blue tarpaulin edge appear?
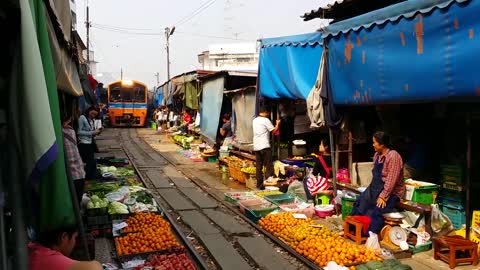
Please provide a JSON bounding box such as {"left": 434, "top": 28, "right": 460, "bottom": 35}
{"left": 325, "top": 0, "right": 480, "bottom": 105}
{"left": 321, "top": 0, "right": 469, "bottom": 37}
{"left": 258, "top": 32, "right": 323, "bottom": 99}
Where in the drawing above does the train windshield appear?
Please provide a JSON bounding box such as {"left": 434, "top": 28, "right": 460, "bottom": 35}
{"left": 109, "top": 85, "right": 146, "bottom": 103}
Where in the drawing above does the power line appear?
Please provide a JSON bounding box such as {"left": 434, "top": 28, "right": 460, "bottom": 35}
{"left": 92, "top": 25, "right": 254, "bottom": 41}
{"left": 174, "top": 0, "right": 218, "bottom": 27}
{"left": 93, "top": 23, "right": 155, "bottom": 31}
{"left": 175, "top": 31, "right": 252, "bottom": 41}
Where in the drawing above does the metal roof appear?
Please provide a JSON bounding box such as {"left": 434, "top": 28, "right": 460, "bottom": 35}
{"left": 302, "top": 0, "right": 405, "bottom": 22}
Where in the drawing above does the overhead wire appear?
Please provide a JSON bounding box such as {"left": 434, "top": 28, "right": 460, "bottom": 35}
{"left": 92, "top": 24, "right": 254, "bottom": 41}
{"left": 174, "top": 0, "right": 217, "bottom": 27}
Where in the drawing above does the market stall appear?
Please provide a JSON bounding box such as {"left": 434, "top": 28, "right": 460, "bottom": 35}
{"left": 311, "top": 0, "right": 480, "bottom": 267}
{"left": 77, "top": 156, "right": 201, "bottom": 269}
{"left": 198, "top": 70, "right": 257, "bottom": 146}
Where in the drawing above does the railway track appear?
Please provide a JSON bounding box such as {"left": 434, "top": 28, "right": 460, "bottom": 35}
{"left": 113, "top": 128, "right": 317, "bottom": 270}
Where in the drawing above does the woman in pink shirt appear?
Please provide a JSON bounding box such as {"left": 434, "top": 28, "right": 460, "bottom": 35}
{"left": 29, "top": 226, "right": 102, "bottom": 270}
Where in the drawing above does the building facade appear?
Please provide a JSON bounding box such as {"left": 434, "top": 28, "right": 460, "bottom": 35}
{"left": 198, "top": 43, "right": 259, "bottom": 71}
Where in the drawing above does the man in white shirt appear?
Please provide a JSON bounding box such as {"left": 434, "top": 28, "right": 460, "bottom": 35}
{"left": 155, "top": 108, "right": 163, "bottom": 127}
{"left": 252, "top": 107, "right": 281, "bottom": 190}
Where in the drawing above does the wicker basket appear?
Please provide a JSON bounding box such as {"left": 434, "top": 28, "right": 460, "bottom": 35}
{"left": 228, "top": 162, "right": 247, "bottom": 183}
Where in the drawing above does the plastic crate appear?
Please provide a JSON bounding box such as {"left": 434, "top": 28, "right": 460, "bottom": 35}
{"left": 341, "top": 196, "right": 356, "bottom": 220}
{"left": 405, "top": 180, "right": 438, "bottom": 204}
{"left": 223, "top": 192, "right": 257, "bottom": 205}
{"left": 219, "top": 150, "right": 229, "bottom": 158}
{"left": 440, "top": 165, "right": 463, "bottom": 184}
{"left": 441, "top": 202, "right": 465, "bottom": 230}
{"left": 442, "top": 182, "right": 464, "bottom": 192}
{"left": 408, "top": 241, "right": 432, "bottom": 254}
{"left": 238, "top": 199, "right": 277, "bottom": 216}
{"left": 264, "top": 193, "right": 303, "bottom": 205}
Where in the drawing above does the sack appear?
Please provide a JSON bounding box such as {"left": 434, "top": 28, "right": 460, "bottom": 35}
{"left": 431, "top": 204, "right": 454, "bottom": 234}
{"left": 287, "top": 180, "right": 308, "bottom": 202}
{"left": 366, "top": 231, "right": 381, "bottom": 250}
{"left": 306, "top": 51, "right": 326, "bottom": 129}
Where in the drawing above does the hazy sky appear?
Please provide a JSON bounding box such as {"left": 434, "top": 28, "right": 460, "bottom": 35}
{"left": 76, "top": 0, "right": 329, "bottom": 87}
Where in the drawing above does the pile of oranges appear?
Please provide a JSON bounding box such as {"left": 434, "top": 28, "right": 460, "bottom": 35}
{"left": 258, "top": 212, "right": 315, "bottom": 237}
{"left": 115, "top": 213, "right": 181, "bottom": 256}
{"left": 259, "top": 213, "right": 381, "bottom": 269}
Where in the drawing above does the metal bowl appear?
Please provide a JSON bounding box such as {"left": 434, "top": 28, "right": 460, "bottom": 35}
{"left": 383, "top": 212, "right": 405, "bottom": 221}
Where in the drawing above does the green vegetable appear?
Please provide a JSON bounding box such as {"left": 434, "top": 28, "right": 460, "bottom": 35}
{"left": 392, "top": 264, "right": 412, "bottom": 270}
{"left": 356, "top": 265, "right": 369, "bottom": 270}
{"left": 108, "top": 201, "right": 129, "bottom": 214}
{"left": 383, "top": 259, "right": 400, "bottom": 267}
{"left": 134, "top": 191, "right": 153, "bottom": 204}
{"left": 87, "top": 201, "right": 94, "bottom": 209}
{"left": 88, "top": 195, "right": 109, "bottom": 209}
{"left": 365, "top": 260, "right": 385, "bottom": 270}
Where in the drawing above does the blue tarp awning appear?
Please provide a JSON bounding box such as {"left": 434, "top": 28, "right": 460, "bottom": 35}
{"left": 323, "top": 0, "right": 479, "bottom": 104}
{"left": 259, "top": 32, "right": 323, "bottom": 100}
{"left": 200, "top": 76, "right": 225, "bottom": 144}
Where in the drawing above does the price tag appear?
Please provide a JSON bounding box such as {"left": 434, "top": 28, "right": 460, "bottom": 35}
{"left": 293, "top": 213, "right": 307, "bottom": 219}
{"left": 113, "top": 222, "right": 128, "bottom": 231}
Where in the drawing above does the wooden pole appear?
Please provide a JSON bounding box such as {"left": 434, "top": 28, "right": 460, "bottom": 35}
{"left": 348, "top": 131, "right": 353, "bottom": 182}
{"left": 329, "top": 129, "right": 338, "bottom": 197}
{"left": 465, "top": 115, "right": 472, "bottom": 240}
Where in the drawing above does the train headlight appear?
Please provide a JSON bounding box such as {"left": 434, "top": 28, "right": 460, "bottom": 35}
{"left": 121, "top": 80, "right": 133, "bottom": 86}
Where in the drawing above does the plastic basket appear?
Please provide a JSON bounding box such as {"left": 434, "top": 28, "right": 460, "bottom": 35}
{"left": 264, "top": 193, "right": 303, "bottom": 205}
{"left": 442, "top": 182, "right": 464, "bottom": 192}
{"left": 315, "top": 193, "right": 333, "bottom": 205}
{"left": 223, "top": 192, "right": 257, "bottom": 205}
{"left": 341, "top": 196, "right": 356, "bottom": 220}
{"left": 408, "top": 241, "right": 432, "bottom": 254}
{"left": 244, "top": 206, "right": 278, "bottom": 224}
{"left": 440, "top": 165, "right": 463, "bottom": 185}
{"left": 405, "top": 180, "right": 438, "bottom": 204}
{"left": 228, "top": 163, "right": 247, "bottom": 183}
{"left": 238, "top": 199, "right": 277, "bottom": 216}
{"left": 441, "top": 202, "right": 466, "bottom": 229}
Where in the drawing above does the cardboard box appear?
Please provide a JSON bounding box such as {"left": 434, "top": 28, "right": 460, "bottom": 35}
{"left": 472, "top": 210, "right": 480, "bottom": 254}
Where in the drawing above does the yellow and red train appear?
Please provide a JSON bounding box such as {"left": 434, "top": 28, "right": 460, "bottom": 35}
{"left": 107, "top": 80, "right": 148, "bottom": 127}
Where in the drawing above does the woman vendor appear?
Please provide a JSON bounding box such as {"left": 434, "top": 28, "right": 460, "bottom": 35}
{"left": 304, "top": 139, "right": 332, "bottom": 200}
{"left": 350, "top": 131, "right": 406, "bottom": 234}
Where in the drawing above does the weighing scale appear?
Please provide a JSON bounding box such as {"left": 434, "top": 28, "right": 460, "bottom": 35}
{"left": 380, "top": 214, "right": 408, "bottom": 251}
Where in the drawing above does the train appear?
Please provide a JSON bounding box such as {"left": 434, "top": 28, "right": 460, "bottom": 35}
{"left": 107, "top": 80, "right": 148, "bottom": 127}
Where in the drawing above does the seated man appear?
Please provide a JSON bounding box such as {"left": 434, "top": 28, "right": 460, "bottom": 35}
{"left": 29, "top": 226, "right": 102, "bottom": 270}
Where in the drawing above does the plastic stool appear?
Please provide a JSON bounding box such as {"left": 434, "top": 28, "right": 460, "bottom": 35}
{"left": 344, "top": 216, "right": 368, "bottom": 245}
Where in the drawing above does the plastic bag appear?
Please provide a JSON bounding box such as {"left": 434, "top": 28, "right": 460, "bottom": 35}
{"left": 106, "top": 186, "right": 130, "bottom": 202}
{"left": 325, "top": 261, "right": 349, "bottom": 270}
{"left": 431, "top": 204, "right": 454, "bottom": 234}
{"left": 336, "top": 168, "right": 350, "bottom": 184}
{"left": 366, "top": 231, "right": 381, "bottom": 250}
{"left": 287, "top": 180, "right": 308, "bottom": 202}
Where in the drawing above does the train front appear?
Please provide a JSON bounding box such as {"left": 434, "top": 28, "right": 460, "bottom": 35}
{"left": 107, "top": 80, "right": 148, "bottom": 127}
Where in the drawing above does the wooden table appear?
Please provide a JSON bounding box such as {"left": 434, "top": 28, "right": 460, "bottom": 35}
{"left": 336, "top": 182, "right": 433, "bottom": 235}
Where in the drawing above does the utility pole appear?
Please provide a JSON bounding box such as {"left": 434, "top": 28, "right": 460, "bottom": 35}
{"left": 86, "top": 5, "right": 90, "bottom": 71}
{"left": 165, "top": 26, "right": 175, "bottom": 81}
{"left": 154, "top": 72, "right": 160, "bottom": 87}
{"left": 121, "top": 68, "right": 123, "bottom": 80}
